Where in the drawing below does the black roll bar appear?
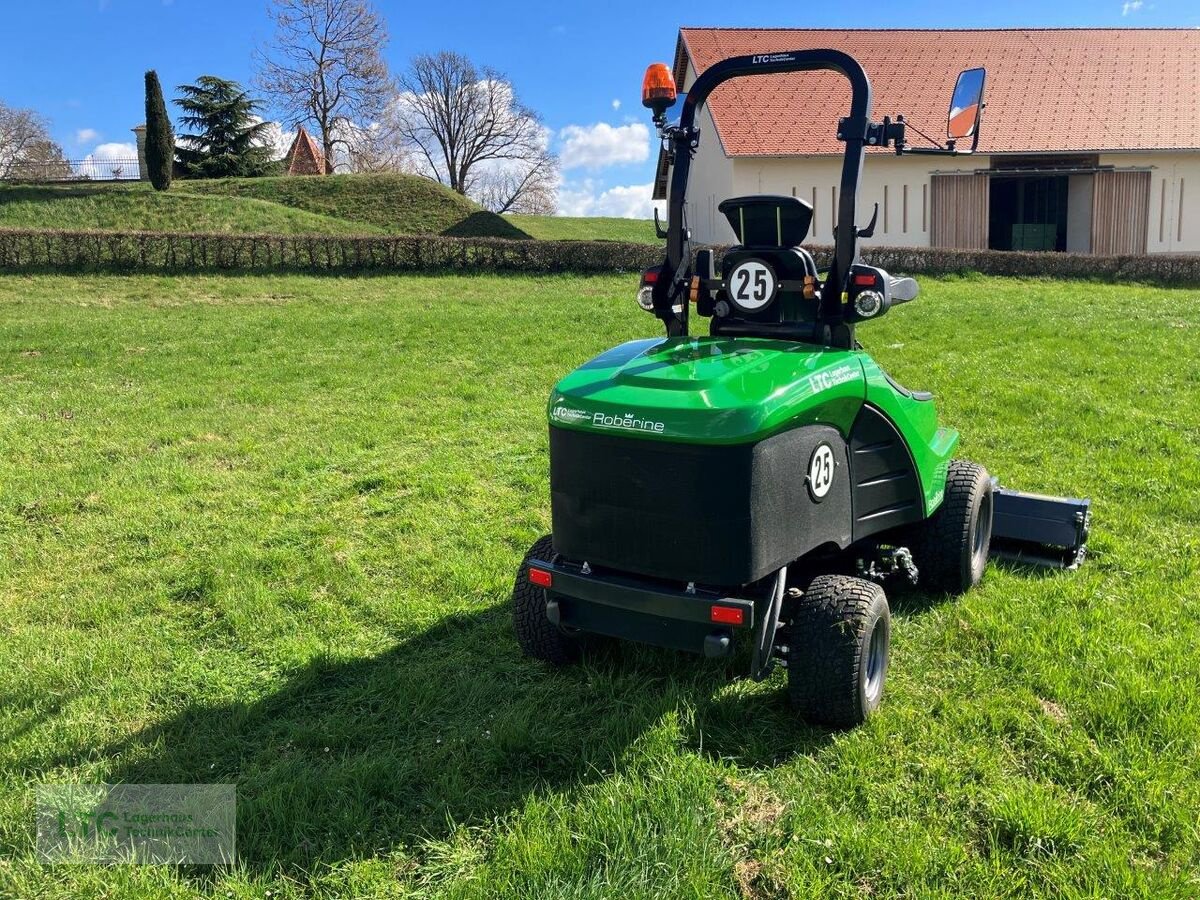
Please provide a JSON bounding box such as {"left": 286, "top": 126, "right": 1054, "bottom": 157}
{"left": 657, "top": 49, "right": 872, "bottom": 340}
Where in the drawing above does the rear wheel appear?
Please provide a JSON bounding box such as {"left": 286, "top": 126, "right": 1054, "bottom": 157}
{"left": 786, "top": 575, "right": 890, "bottom": 728}
{"left": 512, "top": 535, "right": 582, "bottom": 665}
{"left": 910, "top": 460, "right": 993, "bottom": 594}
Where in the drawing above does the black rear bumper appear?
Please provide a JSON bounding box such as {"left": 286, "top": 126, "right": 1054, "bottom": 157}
{"left": 530, "top": 557, "right": 755, "bottom": 658}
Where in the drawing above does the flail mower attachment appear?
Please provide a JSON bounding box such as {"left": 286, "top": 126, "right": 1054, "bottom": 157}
{"left": 989, "top": 483, "right": 1091, "bottom": 570}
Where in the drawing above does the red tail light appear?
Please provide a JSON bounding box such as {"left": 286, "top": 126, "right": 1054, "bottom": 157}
{"left": 641, "top": 267, "right": 660, "bottom": 285}
{"left": 710, "top": 605, "right": 744, "bottom": 626}
{"left": 528, "top": 567, "right": 552, "bottom": 588}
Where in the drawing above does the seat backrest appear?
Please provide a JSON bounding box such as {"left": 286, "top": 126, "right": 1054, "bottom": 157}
{"left": 718, "top": 195, "right": 814, "bottom": 247}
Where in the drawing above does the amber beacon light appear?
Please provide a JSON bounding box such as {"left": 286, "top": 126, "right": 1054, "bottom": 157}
{"left": 641, "top": 62, "right": 677, "bottom": 125}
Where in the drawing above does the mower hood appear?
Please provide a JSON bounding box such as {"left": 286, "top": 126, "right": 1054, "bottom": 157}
{"left": 548, "top": 337, "right": 865, "bottom": 445}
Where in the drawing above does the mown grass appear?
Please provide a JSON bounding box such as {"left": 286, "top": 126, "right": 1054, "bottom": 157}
{"left": 0, "top": 273, "right": 1197, "bottom": 898}
{"left": 506, "top": 215, "right": 657, "bottom": 244}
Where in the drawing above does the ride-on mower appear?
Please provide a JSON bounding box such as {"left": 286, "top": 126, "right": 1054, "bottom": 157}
{"left": 512, "top": 50, "right": 1091, "bottom": 727}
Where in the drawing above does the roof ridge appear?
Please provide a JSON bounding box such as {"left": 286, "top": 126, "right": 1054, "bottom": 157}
{"left": 679, "top": 26, "right": 1200, "bottom": 32}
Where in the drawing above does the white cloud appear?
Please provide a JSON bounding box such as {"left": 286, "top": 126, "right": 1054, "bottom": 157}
{"left": 557, "top": 122, "right": 650, "bottom": 170}
{"left": 75, "top": 128, "right": 100, "bottom": 145}
{"left": 611, "top": 99, "right": 621, "bottom": 111}
{"left": 1122, "top": 0, "right": 1142, "bottom": 13}
{"left": 76, "top": 142, "right": 138, "bottom": 179}
{"left": 557, "top": 178, "right": 660, "bottom": 219}
{"left": 251, "top": 118, "right": 295, "bottom": 160}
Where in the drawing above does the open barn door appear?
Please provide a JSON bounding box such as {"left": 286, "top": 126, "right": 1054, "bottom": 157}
{"left": 931, "top": 173, "right": 988, "bottom": 249}
{"left": 1091, "top": 170, "right": 1150, "bottom": 255}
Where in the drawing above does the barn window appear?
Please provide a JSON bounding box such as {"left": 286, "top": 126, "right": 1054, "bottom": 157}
{"left": 1179, "top": 180, "right": 1186, "bottom": 242}
{"left": 1159, "top": 178, "right": 1167, "bottom": 243}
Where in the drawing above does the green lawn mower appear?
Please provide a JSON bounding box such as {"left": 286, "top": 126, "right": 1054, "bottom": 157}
{"left": 512, "top": 49, "right": 1090, "bottom": 727}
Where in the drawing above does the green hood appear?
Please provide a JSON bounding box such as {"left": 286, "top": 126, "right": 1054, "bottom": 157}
{"left": 548, "top": 337, "right": 866, "bottom": 445}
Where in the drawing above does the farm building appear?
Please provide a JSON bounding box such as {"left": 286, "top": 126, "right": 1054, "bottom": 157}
{"left": 654, "top": 28, "right": 1200, "bottom": 254}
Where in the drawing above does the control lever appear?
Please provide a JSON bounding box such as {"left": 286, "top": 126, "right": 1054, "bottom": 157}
{"left": 856, "top": 203, "right": 879, "bottom": 238}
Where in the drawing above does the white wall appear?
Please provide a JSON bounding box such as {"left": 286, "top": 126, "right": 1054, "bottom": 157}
{"left": 726, "top": 154, "right": 987, "bottom": 249}
{"left": 674, "top": 61, "right": 736, "bottom": 246}
{"left": 1105, "top": 152, "right": 1200, "bottom": 254}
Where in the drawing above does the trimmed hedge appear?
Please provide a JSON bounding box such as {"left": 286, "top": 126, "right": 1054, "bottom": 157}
{"left": 0, "top": 230, "right": 660, "bottom": 274}
{"left": 0, "top": 228, "right": 1197, "bottom": 285}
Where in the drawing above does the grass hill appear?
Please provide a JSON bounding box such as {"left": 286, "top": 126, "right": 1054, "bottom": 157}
{"left": 0, "top": 174, "right": 659, "bottom": 243}
{"left": 184, "top": 174, "right": 529, "bottom": 238}
{"left": 0, "top": 183, "right": 383, "bottom": 235}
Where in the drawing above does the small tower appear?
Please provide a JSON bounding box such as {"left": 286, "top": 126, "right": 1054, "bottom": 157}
{"left": 284, "top": 125, "right": 327, "bottom": 176}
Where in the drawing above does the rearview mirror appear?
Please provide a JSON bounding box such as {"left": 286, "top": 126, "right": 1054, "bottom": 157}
{"left": 947, "top": 68, "right": 986, "bottom": 142}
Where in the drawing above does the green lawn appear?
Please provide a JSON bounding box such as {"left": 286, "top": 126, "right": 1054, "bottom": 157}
{"left": 1, "top": 273, "right": 1198, "bottom": 898}
{"left": 507, "top": 215, "right": 657, "bottom": 243}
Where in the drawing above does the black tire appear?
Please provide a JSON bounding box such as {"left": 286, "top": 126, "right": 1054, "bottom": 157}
{"left": 910, "top": 460, "right": 993, "bottom": 594}
{"left": 786, "top": 575, "right": 890, "bottom": 728}
{"left": 512, "top": 535, "right": 581, "bottom": 666}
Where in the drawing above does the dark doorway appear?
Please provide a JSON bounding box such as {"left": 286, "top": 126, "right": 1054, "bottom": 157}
{"left": 988, "top": 176, "right": 1069, "bottom": 251}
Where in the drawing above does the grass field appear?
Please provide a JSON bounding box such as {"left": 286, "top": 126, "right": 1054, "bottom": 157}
{"left": 1, "top": 273, "right": 1198, "bottom": 898}
{"left": 506, "top": 215, "right": 658, "bottom": 243}
{"left": 0, "top": 178, "right": 656, "bottom": 243}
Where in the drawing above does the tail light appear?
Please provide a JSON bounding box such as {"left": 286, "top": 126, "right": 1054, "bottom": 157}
{"left": 637, "top": 267, "right": 661, "bottom": 312}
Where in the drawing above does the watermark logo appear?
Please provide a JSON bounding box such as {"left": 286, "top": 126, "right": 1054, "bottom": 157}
{"left": 551, "top": 405, "right": 592, "bottom": 424}
{"left": 808, "top": 364, "right": 858, "bottom": 394}
{"left": 36, "top": 784, "right": 235, "bottom": 865}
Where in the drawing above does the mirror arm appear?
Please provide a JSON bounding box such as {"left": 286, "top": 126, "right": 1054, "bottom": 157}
{"left": 653, "top": 207, "right": 668, "bottom": 239}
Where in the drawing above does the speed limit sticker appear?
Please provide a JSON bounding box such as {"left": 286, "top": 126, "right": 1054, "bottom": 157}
{"left": 807, "top": 442, "right": 836, "bottom": 501}
{"left": 727, "top": 259, "right": 778, "bottom": 312}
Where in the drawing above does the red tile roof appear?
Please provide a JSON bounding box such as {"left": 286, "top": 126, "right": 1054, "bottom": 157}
{"left": 676, "top": 28, "right": 1200, "bottom": 156}
{"left": 285, "top": 125, "right": 327, "bottom": 176}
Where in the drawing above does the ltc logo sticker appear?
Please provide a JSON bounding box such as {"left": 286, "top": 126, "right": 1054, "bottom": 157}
{"left": 807, "top": 442, "right": 836, "bottom": 501}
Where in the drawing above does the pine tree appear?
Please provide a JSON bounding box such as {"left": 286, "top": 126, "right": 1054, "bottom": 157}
{"left": 174, "top": 76, "right": 275, "bottom": 179}
{"left": 144, "top": 70, "right": 174, "bottom": 190}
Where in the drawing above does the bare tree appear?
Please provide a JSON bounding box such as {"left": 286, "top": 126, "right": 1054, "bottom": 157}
{"left": 474, "top": 151, "right": 558, "bottom": 214}
{"left": 0, "top": 102, "right": 53, "bottom": 179}
{"left": 340, "top": 118, "right": 412, "bottom": 174}
{"left": 255, "top": 0, "right": 393, "bottom": 173}
{"left": 394, "top": 51, "right": 557, "bottom": 213}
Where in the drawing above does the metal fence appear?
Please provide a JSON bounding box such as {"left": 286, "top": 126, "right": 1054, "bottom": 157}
{"left": 2, "top": 157, "right": 142, "bottom": 183}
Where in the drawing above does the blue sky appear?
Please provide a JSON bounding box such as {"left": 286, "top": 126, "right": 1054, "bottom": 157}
{"left": 1, "top": 0, "right": 1194, "bottom": 216}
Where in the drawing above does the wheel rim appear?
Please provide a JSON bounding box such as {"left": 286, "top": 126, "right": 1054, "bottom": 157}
{"left": 973, "top": 490, "right": 994, "bottom": 562}
{"left": 864, "top": 623, "right": 887, "bottom": 703}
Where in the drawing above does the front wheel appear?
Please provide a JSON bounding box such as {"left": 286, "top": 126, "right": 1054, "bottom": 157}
{"left": 512, "top": 535, "right": 582, "bottom": 666}
{"left": 786, "top": 575, "right": 890, "bottom": 728}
